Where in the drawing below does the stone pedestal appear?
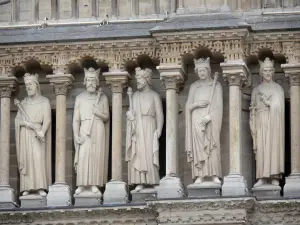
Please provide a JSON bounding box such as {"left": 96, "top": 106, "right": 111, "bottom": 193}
{"left": 284, "top": 174, "right": 300, "bottom": 197}
{"left": 103, "top": 180, "right": 128, "bottom": 204}
{"left": 187, "top": 182, "right": 221, "bottom": 198}
{"left": 131, "top": 188, "right": 156, "bottom": 203}
{"left": 156, "top": 176, "right": 185, "bottom": 199}
{"left": 221, "top": 60, "right": 250, "bottom": 196}
{"left": 252, "top": 184, "right": 281, "bottom": 197}
{"left": 222, "top": 174, "right": 248, "bottom": 196}
{"left": 74, "top": 192, "right": 102, "bottom": 206}
{"left": 0, "top": 187, "right": 17, "bottom": 209}
{"left": 20, "top": 194, "right": 47, "bottom": 208}
{"left": 47, "top": 183, "right": 72, "bottom": 206}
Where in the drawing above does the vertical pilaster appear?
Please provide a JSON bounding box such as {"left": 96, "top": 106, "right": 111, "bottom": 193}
{"left": 11, "top": 0, "right": 19, "bottom": 22}
{"left": 111, "top": 0, "right": 118, "bottom": 18}
{"left": 71, "top": 0, "right": 79, "bottom": 19}
{"left": 221, "top": 60, "right": 250, "bottom": 196}
{"left": 92, "top": 0, "right": 99, "bottom": 17}
{"left": 0, "top": 76, "right": 18, "bottom": 209}
{"left": 51, "top": 0, "right": 59, "bottom": 20}
{"left": 31, "top": 0, "right": 39, "bottom": 21}
{"left": 46, "top": 74, "right": 74, "bottom": 206}
{"left": 282, "top": 63, "right": 300, "bottom": 197}
{"left": 103, "top": 71, "right": 129, "bottom": 204}
{"left": 156, "top": 65, "right": 186, "bottom": 199}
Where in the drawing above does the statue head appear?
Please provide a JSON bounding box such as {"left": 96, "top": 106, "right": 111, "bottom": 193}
{"left": 194, "top": 57, "right": 212, "bottom": 81}
{"left": 24, "top": 73, "right": 40, "bottom": 97}
{"left": 84, "top": 67, "right": 100, "bottom": 93}
{"left": 135, "top": 67, "right": 152, "bottom": 90}
{"left": 259, "top": 57, "right": 274, "bottom": 82}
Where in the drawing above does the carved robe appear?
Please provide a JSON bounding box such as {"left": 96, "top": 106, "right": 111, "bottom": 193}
{"left": 126, "top": 90, "right": 164, "bottom": 185}
{"left": 250, "top": 82, "right": 285, "bottom": 179}
{"left": 15, "top": 96, "right": 52, "bottom": 192}
{"left": 73, "top": 92, "right": 110, "bottom": 186}
{"left": 185, "top": 80, "right": 223, "bottom": 179}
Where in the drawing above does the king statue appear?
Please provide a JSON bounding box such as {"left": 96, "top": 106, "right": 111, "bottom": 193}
{"left": 14, "top": 73, "right": 52, "bottom": 197}
{"left": 73, "top": 67, "right": 110, "bottom": 196}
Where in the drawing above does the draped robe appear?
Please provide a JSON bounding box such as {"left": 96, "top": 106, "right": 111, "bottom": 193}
{"left": 185, "top": 80, "right": 223, "bottom": 179}
{"left": 250, "top": 82, "right": 285, "bottom": 179}
{"left": 73, "top": 92, "right": 110, "bottom": 186}
{"left": 15, "top": 96, "right": 52, "bottom": 192}
{"left": 126, "top": 90, "right": 164, "bottom": 185}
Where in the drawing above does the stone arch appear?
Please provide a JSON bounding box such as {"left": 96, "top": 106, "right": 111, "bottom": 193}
{"left": 123, "top": 53, "right": 159, "bottom": 76}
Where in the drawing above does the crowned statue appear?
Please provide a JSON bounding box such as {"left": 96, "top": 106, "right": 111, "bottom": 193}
{"left": 250, "top": 57, "right": 285, "bottom": 187}
{"left": 14, "top": 73, "right": 52, "bottom": 197}
{"left": 185, "top": 57, "right": 223, "bottom": 185}
{"left": 126, "top": 67, "right": 164, "bottom": 192}
{"left": 73, "top": 67, "right": 110, "bottom": 196}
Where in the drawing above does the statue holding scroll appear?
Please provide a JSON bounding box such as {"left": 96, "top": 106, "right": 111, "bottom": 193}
{"left": 126, "top": 67, "right": 164, "bottom": 192}
{"left": 15, "top": 73, "right": 52, "bottom": 197}
{"left": 250, "top": 57, "right": 284, "bottom": 187}
{"left": 73, "top": 67, "right": 110, "bottom": 195}
{"left": 185, "top": 58, "right": 223, "bottom": 184}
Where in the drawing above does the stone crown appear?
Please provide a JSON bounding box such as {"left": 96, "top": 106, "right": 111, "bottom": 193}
{"left": 259, "top": 57, "right": 274, "bottom": 69}
{"left": 194, "top": 57, "right": 211, "bottom": 70}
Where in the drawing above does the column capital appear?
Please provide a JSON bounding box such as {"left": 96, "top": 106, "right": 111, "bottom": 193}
{"left": 220, "top": 60, "right": 250, "bottom": 87}
{"left": 281, "top": 63, "right": 300, "bottom": 86}
{"left": 46, "top": 74, "right": 74, "bottom": 96}
{"left": 157, "top": 65, "right": 186, "bottom": 92}
{"left": 103, "top": 71, "right": 129, "bottom": 93}
{"left": 0, "top": 76, "right": 18, "bottom": 98}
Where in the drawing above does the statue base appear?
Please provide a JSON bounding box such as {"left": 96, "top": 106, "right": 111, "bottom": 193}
{"left": 0, "top": 186, "right": 17, "bottom": 209}
{"left": 187, "top": 182, "right": 221, "bottom": 198}
{"left": 284, "top": 174, "right": 300, "bottom": 197}
{"left": 222, "top": 174, "right": 248, "bottom": 196}
{"left": 47, "top": 183, "right": 72, "bottom": 206}
{"left": 103, "top": 180, "right": 128, "bottom": 204}
{"left": 131, "top": 187, "right": 157, "bottom": 203}
{"left": 20, "top": 194, "right": 46, "bottom": 208}
{"left": 74, "top": 191, "right": 102, "bottom": 206}
{"left": 156, "top": 175, "right": 186, "bottom": 199}
{"left": 252, "top": 184, "right": 281, "bottom": 197}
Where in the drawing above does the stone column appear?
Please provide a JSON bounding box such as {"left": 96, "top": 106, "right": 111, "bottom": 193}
{"left": 103, "top": 71, "right": 129, "bottom": 204}
{"left": 31, "top": 0, "right": 38, "bottom": 21}
{"left": 177, "top": 0, "right": 185, "bottom": 13}
{"left": 71, "top": 0, "right": 79, "bottom": 19}
{"left": 46, "top": 74, "right": 74, "bottom": 206}
{"left": 51, "top": 0, "right": 58, "bottom": 20}
{"left": 221, "top": 60, "right": 250, "bottom": 196}
{"left": 131, "top": 0, "right": 139, "bottom": 17}
{"left": 282, "top": 63, "right": 300, "bottom": 197}
{"left": 156, "top": 65, "right": 186, "bottom": 199}
{"left": 91, "top": 0, "right": 99, "bottom": 17}
{"left": 11, "top": 0, "right": 19, "bottom": 22}
{"left": 0, "top": 76, "right": 18, "bottom": 209}
{"left": 111, "top": 0, "right": 118, "bottom": 19}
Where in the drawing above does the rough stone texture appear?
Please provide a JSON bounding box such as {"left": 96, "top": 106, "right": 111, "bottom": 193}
{"left": 156, "top": 176, "right": 186, "bottom": 199}
{"left": 187, "top": 182, "right": 221, "bottom": 198}
{"left": 19, "top": 194, "right": 47, "bottom": 208}
{"left": 222, "top": 175, "right": 249, "bottom": 196}
{"left": 284, "top": 175, "right": 300, "bottom": 197}
{"left": 103, "top": 180, "right": 128, "bottom": 204}
{"left": 131, "top": 188, "right": 157, "bottom": 203}
{"left": 46, "top": 184, "right": 72, "bottom": 206}
{"left": 252, "top": 184, "right": 281, "bottom": 197}
{"left": 74, "top": 192, "right": 102, "bottom": 206}
{"left": 0, "top": 187, "right": 17, "bottom": 209}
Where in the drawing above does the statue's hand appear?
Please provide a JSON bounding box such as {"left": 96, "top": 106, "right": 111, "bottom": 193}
{"left": 92, "top": 104, "right": 102, "bottom": 117}
{"left": 75, "top": 135, "right": 84, "bottom": 145}
{"left": 200, "top": 114, "right": 212, "bottom": 126}
{"left": 36, "top": 130, "right": 45, "bottom": 141}
{"left": 126, "top": 110, "right": 135, "bottom": 121}
{"left": 155, "top": 129, "right": 162, "bottom": 138}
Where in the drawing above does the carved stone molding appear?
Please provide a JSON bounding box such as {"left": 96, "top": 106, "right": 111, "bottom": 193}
{"left": 46, "top": 74, "right": 74, "bottom": 96}
{"left": 103, "top": 71, "right": 129, "bottom": 93}
{"left": 157, "top": 65, "right": 186, "bottom": 92}
{"left": 281, "top": 63, "right": 300, "bottom": 86}
{"left": 221, "top": 60, "right": 250, "bottom": 88}
{"left": 0, "top": 76, "right": 18, "bottom": 98}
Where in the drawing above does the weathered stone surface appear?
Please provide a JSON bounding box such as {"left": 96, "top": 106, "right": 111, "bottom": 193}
{"left": 74, "top": 191, "right": 102, "bottom": 206}
{"left": 20, "top": 194, "right": 46, "bottom": 208}
{"left": 103, "top": 180, "right": 129, "bottom": 204}
{"left": 156, "top": 176, "right": 186, "bottom": 199}
{"left": 131, "top": 188, "right": 157, "bottom": 203}
{"left": 46, "top": 184, "right": 72, "bottom": 207}
{"left": 187, "top": 182, "right": 221, "bottom": 198}
{"left": 252, "top": 184, "right": 281, "bottom": 197}
{"left": 284, "top": 175, "right": 300, "bottom": 197}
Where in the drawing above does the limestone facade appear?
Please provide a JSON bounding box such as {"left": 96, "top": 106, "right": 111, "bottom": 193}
{"left": 1, "top": 0, "right": 300, "bottom": 224}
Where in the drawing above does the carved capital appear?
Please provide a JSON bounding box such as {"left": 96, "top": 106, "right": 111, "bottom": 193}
{"left": 103, "top": 71, "right": 129, "bottom": 94}
{"left": 0, "top": 76, "right": 18, "bottom": 98}
{"left": 46, "top": 74, "right": 74, "bottom": 96}
{"left": 221, "top": 60, "right": 250, "bottom": 88}
{"left": 281, "top": 63, "right": 300, "bottom": 86}
{"left": 157, "top": 65, "right": 186, "bottom": 92}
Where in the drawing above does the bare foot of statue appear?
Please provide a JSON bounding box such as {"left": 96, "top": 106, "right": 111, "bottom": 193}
{"left": 135, "top": 184, "right": 145, "bottom": 192}
{"left": 271, "top": 178, "right": 279, "bottom": 186}
{"left": 38, "top": 189, "right": 47, "bottom": 197}
{"left": 75, "top": 186, "right": 84, "bottom": 195}
{"left": 253, "top": 178, "right": 267, "bottom": 187}
{"left": 91, "top": 185, "right": 100, "bottom": 194}
{"left": 22, "top": 191, "right": 29, "bottom": 196}
{"left": 194, "top": 177, "right": 204, "bottom": 184}
{"left": 212, "top": 176, "right": 221, "bottom": 184}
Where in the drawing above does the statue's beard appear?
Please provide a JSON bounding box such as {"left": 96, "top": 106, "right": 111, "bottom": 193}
{"left": 87, "top": 86, "right": 96, "bottom": 93}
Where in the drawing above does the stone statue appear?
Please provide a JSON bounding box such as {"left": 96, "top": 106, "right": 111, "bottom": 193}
{"left": 250, "top": 57, "right": 285, "bottom": 187}
{"left": 185, "top": 58, "right": 223, "bottom": 185}
{"left": 126, "top": 67, "right": 164, "bottom": 192}
{"left": 73, "top": 67, "right": 110, "bottom": 196}
{"left": 14, "top": 73, "right": 52, "bottom": 197}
